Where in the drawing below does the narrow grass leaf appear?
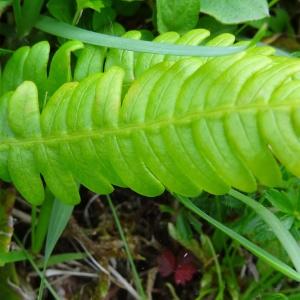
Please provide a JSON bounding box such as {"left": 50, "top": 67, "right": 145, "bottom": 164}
{"left": 36, "top": 252, "right": 87, "bottom": 268}
{"left": 38, "top": 198, "right": 74, "bottom": 299}
{"left": 35, "top": 16, "right": 247, "bottom": 57}
{"left": 176, "top": 195, "right": 300, "bottom": 282}
{"left": 44, "top": 198, "right": 74, "bottom": 261}
{"left": 0, "top": 250, "right": 27, "bottom": 264}
{"left": 32, "top": 189, "right": 55, "bottom": 254}
{"left": 14, "top": 235, "right": 61, "bottom": 300}
{"left": 229, "top": 189, "right": 300, "bottom": 273}
{"left": 106, "top": 195, "right": 147, "bottom": 300}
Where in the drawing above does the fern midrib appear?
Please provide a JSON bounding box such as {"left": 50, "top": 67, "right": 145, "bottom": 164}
{"left": 0, "top": 101, "right": 298, "bottom": 149}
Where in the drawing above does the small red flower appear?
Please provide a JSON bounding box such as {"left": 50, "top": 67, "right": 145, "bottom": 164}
{"left": 157, "top": 249, "right": 198, "bottom": 285}
{"left": 157, "top": 249, "right": 176, "bottom": 277}
{"left": 175, "top": 262, "right": 198, "bottom": 285}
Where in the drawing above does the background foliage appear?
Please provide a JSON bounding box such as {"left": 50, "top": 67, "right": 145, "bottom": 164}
{"left": 1, "top": 0, "right": 300, "bottom": 299}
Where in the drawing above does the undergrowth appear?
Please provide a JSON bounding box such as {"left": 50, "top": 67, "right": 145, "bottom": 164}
{"left": 1, "top": 0, "right": 300, "bottom": 299}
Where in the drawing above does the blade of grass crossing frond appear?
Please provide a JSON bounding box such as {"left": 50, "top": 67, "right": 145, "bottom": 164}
{"left": 176, "top": 195, "right": 300, "bottom": 282}
{"left": 106, "top": 195, "right": 147, "bottom": 300}
{"left": 35, "top": 16, "right": 247, "bottom": 57}
{"left": 38, "top": 198, "right": 74, "bottom": 300}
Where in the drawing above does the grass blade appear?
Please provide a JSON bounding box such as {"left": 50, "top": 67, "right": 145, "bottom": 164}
{"left": 106, "top": 195, "right": 147, "bottom": 300}
{"left": 44, "top": 199, "right": 74, "bottom": 261}
{"left": 32, "top": 189, "right": 55, "bottom": 254}
{"left": 35, "top": 15, "right": 247, "bottom": 57}
{"left": 229, "top": 189, "right": 300, "bottom": 273}
{"left": 0, "top": 250, "right": 27, "bottom": 264}
{"left": 38, "top": 198, "right": 74, "bottom": 299}
{"left": 14, "top": 235, "right": 61, "bottom": 300}
{"left": 176, "top": 195, "right": 300, "bottom": 282}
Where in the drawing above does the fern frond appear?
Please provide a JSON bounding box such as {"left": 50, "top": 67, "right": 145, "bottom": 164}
{"left": 1, "top": 45, "right": 300, "bottom": 205}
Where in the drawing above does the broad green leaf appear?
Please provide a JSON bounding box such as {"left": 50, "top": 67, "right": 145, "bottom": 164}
{"left": 104, "top": 30, "right": 141, "bottom": 87}
{"left": 8, "top": 82, "right": 45, "bottom": 205}
{"left": 47, "top": 0, "right": 75, "bottom": 23}
{"left": 74, "top": 44, "right": 107, "bottom": 81}
{"left": 156, "top": 0, "right": 200, "bottom": 33}
{"left": 47, "top": 40, "right": 84, "bottom": 96}
{"left": 92, "top": 7, "right": 116, "bottom": 30}
{"left": 200, "top": 0, "right": 269, "bottom": 24}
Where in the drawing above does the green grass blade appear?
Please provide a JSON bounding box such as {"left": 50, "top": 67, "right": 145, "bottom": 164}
{"left": 38, "top": 198, "right": 74, "bottom": 299}
{"left": 106, "top": 195, "right": 147, "bottom": 300}
{"left": 229, "top": 189, "right": 300, "bottom": 273}
{"left": 44, "top": 199, "right": 74, "bottom": 261}
{"left": 14, "top": 235, "right": 61, "bottom": 300}
{"left": 176, "top": 195, "right": 300, "bottom": 282}
{"left": 13, "top": 0, "right": 44, "bottom": 36}
{"left": 36, "top": 252, "right": 87, "bottom": 268}
{"left": 0, "top": 48, "right": 13, "bottom": 56}
{"left": 32, "top": 189, "right": 55, "bottom": 254}
{"left": 12, "top": 0, "right": 22, "bottom": 31}
{"left": 35, "top": 16, "right": 247, "bottom": 57}
{"left": 0, "top": 250, "right": 27, "bottom": 264}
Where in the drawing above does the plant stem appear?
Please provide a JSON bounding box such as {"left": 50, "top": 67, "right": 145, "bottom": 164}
{"left": 106, "top": 195, "right": 147, "bottom": 300}
{"left": 229, "top": 189, "right": 300, "bottom": 273}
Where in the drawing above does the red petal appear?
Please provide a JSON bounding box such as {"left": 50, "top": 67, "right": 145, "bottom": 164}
{"left": 157, "top": 249, "right": 176, "bottom": 277}
{"left": 174, "top": 263, "right": 197, "bottom": 285}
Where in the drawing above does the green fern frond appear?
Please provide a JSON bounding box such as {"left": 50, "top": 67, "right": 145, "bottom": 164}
{"left": 1, "top": 42, "right": 300, "bottom": 205}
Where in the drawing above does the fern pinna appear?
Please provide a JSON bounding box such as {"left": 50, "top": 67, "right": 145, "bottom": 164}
{"left": 0, "top": 29, "right": 299, "bottom": 205}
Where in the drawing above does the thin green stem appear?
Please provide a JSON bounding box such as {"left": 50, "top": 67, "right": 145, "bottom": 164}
{"left": 14, "top": 235, "right": 61, "bottom": 300}
{"left": 72, "top": 9, "right": 82, "bottom": 25}
{"left": 106, "top": 195, "right": 147, "bottom": 300}
{"left": 204, "top": 235, "right": 224, "bottom": 297}
{"left": 229, "top": 189, "right": 300, "bottom": 273}
{"left": 31, "top": 206, "right": 37, "bottom": 252}
{"left": 35, "top": 16, "right": 247, "bottom": 57}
